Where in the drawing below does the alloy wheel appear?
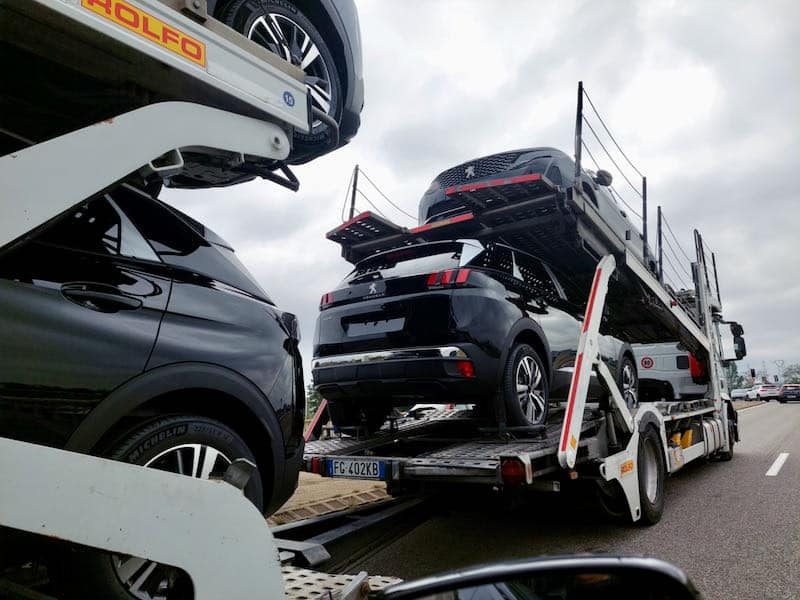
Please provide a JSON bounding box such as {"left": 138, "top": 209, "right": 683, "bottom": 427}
{"left": 621, "top": 362, "right": 638, "bottom": 408}
{"left": 248, "top": 13, "right": 333, "bottom": 127}
{"left": 112, "top": 444, "right": 233, "bottom": 600}
{"left": 516, "top": 355, "right": 547, "bottom": 424}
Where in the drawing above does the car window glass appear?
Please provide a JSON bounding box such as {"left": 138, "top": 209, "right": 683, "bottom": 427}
{"left": 111, "top": 187, "right": 201, "bottom": 257}
{"left": 546, "top": 165, "right": 563, "bottom": 185}
{"left": 37, "top": 195, "right": 159, "bottom": 261}
{"left": 676, "top": 355, "right": 690, "bottom": 370}
{"left": 346, "top": 242, "right": 466, "bottom": 283}
{"left": 111, "top": 187, "right": 271, "bottom": 301}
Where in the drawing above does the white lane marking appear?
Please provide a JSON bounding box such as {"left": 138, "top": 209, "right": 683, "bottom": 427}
{"left": 766, "top": 453, "right": 789, "bottom": 477}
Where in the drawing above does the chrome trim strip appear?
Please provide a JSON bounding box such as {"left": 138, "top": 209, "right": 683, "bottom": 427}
{"left": 312, "top": 346, "right": 468, "bottom": 369}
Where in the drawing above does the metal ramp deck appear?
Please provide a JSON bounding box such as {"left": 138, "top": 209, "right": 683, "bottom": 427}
{"left": 304, "top": 407, "right": 607, "bottom": 486}
{"left": 1, "top": 0, "right": 312, "bottom": 189}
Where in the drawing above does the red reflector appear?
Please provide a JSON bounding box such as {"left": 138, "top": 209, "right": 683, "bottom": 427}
{"left": 427, "top": 272, "right": 440, "bottom": 286}
{"left": 689, "top": 354, "right": 706, "bottom": 378}
{"left": 320, "top": 292, "right": 333, "bottom": 309}
{"left": 456, "top": 361, "right": 475, "bottom": 378}
{"left": 311, "top": 457, "right": 321, "bottom": 474}
{"left": 455, "top": 269, "right": 471, "bottom": 284}
{"left": 441, "top": 269, "right": 455, "bottom": 284}
{"left": 501, "top": 458, "right": 527, "bottom": 486}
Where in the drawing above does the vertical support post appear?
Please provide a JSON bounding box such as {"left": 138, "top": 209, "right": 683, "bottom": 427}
{"left": 642, "top": 176, "right": 648, "bottom": 265}
{"left": 574, "top": 81, "right": 584, "bottom": 179}
{"left": 304, "top": 398, "right": 329, "bottom": 442}
{"left": 712, "top": 252, "right": 721, "bottom": 305}
{"left": 657, "top": 206, "right": 663, "bottom": 283}
{"left": 348, "top": 164, "right": 359, "bottom": 220}
{"left": 559, "top": 254, "right": 616, "bottom": 469}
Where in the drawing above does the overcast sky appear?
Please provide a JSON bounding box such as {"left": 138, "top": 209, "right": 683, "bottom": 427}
{"left": 164, "top": 0, "right": 800, "bottom": 384}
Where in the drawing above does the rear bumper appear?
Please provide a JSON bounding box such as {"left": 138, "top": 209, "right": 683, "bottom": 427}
{"left": 312, "top": 344, "right": 495, "bottom": 404}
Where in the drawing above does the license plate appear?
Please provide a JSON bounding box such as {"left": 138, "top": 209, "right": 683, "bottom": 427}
{"left": 347, "top": 318, "right": 405, "bottom": 336}
{"left": 327, "top": 458, "right": 384, "bottom": 480}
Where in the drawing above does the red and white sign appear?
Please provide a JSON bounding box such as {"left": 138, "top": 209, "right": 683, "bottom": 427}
{"left": 640, "top": 357, "right": 654, "bottom": 369}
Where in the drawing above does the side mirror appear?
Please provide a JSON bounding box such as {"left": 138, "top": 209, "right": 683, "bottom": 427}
{"left": 377, "top": 556, "right": 701, "bottom": 600}
{"left": 594, "top": 169, "right": 613, "bottom": 186}
{"left": 733, "top": 335, "right": 747, "bottom": 360}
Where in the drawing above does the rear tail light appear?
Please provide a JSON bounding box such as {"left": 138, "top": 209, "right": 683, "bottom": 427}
{"left": 427, "top": 268, "right": 472, "bottom": 288}
{"left": 456, "top": 361, "right": 475, "bottom": 378}
{"left": 500, "top": 457, "right": 531, "bottom": 486}
{"left": 320, "top": 292, "right": 334, "bottom": 310}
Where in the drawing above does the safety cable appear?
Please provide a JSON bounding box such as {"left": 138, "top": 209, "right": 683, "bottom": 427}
{"left": 582, "top": 117, "right": 643, "bottom": 200}
{"left": 582, "top": 86, "right": 645, "bottom": 178}
{"left": 358, "top": 168, "right": 417, "bottom": 222}
{"left": 581, "top": 142, "right": 643, "bottom": 220}
{"left": 356, "top": 188, "right": 387, "bottom": 218}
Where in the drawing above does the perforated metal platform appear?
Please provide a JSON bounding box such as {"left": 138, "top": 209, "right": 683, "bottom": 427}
{"left": 282, "top": 566, "right": 400, "bottom": 600}
{"left": 304, "top": 407, "right": 605, "bottom": 485}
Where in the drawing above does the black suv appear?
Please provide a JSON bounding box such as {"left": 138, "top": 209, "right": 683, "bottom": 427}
{"left": 0, "top": 185, "right": 304, "bottom": 594}
{"left": 313, "top": 240, "right": 637, "bottom": 432}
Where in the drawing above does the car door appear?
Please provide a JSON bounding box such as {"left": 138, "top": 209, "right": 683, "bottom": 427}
{"left": 512, "top": 249, "right": 584, "bottom": 398}
{"left": 0, "top": 191, "right": 172, "bottom": 447}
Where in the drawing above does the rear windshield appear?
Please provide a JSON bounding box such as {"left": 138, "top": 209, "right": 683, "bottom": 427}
{"left": 345, "top": 242, "right": 473, "bottom": 283}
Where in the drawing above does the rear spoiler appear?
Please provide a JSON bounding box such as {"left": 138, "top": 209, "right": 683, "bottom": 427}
{"left": 327, "top": 173, "right": 561, "bottom": 264}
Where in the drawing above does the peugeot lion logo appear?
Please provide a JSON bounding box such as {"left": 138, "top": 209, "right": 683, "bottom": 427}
{"left": 368, "top": 283, "right": 378, "bottom": 294}
{"left": 464, "top": 165, "right": 476, "bottom": 178}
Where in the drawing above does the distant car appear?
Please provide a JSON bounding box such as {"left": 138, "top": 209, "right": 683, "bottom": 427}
{"left": 313, "top": 239, "right": 638, "bottom": 433}
{"left": 779, "top": 384, "right": 800, "bottom": 403}
{"left": 746, "top": 383, "right": 779, "bottom": 401}
{"left": 418, "top": 147, "right": 645, "bottom": 262}
{"left": 213, "top": 0, "right": 364, "bottom": 163}
{"left": 730, "top": 388, "right": 749, "bottom": 401}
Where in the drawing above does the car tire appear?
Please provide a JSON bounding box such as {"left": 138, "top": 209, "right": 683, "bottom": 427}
{"left": 618, "top": 355, "right": 639, "bottom": 409}
{"left": 53, "top": 416, "right": 263, "bottom": 600}
{"left": 636, "top": 427, "right": 666, "bottom": 525}
{"left": 328, "top": 400, "right": 389, "bottom": 435}
{"left": 501, "top": 344, "right": 549, "bottom": 427}
{"left": 219, "top": 0, "right": 342, "bottom": 158}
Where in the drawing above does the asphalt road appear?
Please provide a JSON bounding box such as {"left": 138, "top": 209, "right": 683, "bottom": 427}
{"left": 354, "top": 402, "right": 799, "bottom": 600}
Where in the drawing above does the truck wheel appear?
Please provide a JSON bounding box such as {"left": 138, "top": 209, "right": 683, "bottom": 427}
{"left": 594, "top": 480, "right": 627, "bottom": 521}
{"left": 636, "top": 427, "right": 665, "bottom": 525}
{"left": 501, "top": 344, "right": 549, "bottom": 427}
{"left": 717, "top": 416, "right": 735, "bottom": 461}
{"left": 328, "top": 400, "right": 389, "bottom": 435}
{"left": 54, "top": 416, "right": 263, "bottom": 600}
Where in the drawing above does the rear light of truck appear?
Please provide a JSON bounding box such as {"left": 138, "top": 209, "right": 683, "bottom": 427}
{"left": 427, "top": 268, "right": 472, "bottom": 287}
{"left": 500, "top": 457, "right": 531, "bottom": 486}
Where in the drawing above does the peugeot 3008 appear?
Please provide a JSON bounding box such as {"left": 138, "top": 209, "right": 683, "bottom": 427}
{"left": 312, "top": 240, "right": 637, "bottom": 433}
{"left": 0, "top": 183, "right": 304, "bottom": 598}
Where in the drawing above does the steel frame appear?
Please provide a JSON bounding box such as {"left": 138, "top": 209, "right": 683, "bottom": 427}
{"left": 0, "top": 102, "right": 291, "bottom": 248}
